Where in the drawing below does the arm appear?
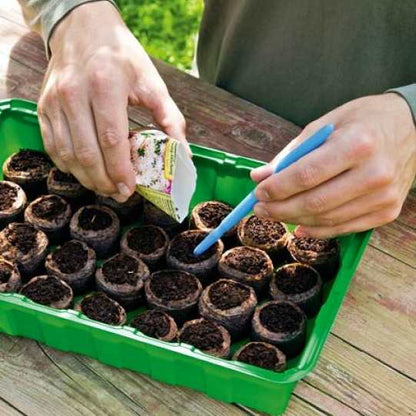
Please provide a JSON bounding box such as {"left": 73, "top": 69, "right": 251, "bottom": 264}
{"left": 18, "top": 1, "right": 187, "bottom": 201}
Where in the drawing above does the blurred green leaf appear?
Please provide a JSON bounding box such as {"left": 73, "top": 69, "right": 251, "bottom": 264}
{"left": 115, "top": 0, "right": 203, "bottom": 70}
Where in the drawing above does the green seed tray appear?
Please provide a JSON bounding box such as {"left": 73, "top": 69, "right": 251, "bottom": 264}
{"left": 0, "top": 98, "right": 372, "bottom": 415}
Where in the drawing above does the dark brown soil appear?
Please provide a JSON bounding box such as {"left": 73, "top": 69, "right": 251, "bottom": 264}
{"left": 209, "top": 280, "right": 250, "bottom": 310}
{"left": 275, "top": 266, "right": 317, "bottom": 294}
{"left": 53, "top": 169, "right": 78, "bottom": 184}
{"left": 9, "top": 149, "right": 51, "bottom": 174}
{"left": 0, "top": 263, "right": 12, "bottom": 283}
{"left": 102, "top": 254, "right": 139, "bottom": 285}
{"left": 149, "top": 271, "right": 198, "bottom": 301}
{"left": 5, "top": 224, "right": 37, "bottom": 254}
{"left": 170, "top": 233, "right": 216, "bottom": 263}
{"left": 52, "top": 241, "right": 88, "bottom": 274}
{"left": 21, "top": 276, "right": 70, "bottom": 305}
{"left": 295, "top": 237, "right": 337, "bottom": 253}
{"left": 237, "top": 343, "right": 280, "bottom": 370}
{"left": 180, "top": 320, "right": 223, "bottom": 350}
{"left": 245, "top": 216, "right": 286, "bottom": 244}
{"left": 78, "top": 207, "right": 112, "bottom": 231}
{"left": 226, "top": 248, "right": 268, "bottom": 274}
{"left": 197, "top": 202, "right": 232, "bottom": 228}
{"left": 32, "top": 195, "right": 67, "bottom": 220}
{"left": 0, "top": 182, "right": 17, "bottom": 210}
{"left": 127, "top": 226, "right": 165, "bottom": 254}
{"left": 80, "top": 293, "right": 121, "bottom": 324}
{"left": 260, "top": 303, "right": 303, "bottom": 333}
{"left": 130, "top": 310, "right": 171, "bottom": 338}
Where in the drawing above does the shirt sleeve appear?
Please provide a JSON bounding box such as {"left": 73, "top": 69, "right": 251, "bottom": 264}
{"left": 387, "top": 84, "right": 416, "bottom": 126}
{"left": 17, "top": 0, "right": 118, "bottom": 58}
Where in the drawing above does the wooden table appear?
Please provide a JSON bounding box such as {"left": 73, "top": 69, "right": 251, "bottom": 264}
{"left": 1, "top": 2, "right": 415, "bottom": 415}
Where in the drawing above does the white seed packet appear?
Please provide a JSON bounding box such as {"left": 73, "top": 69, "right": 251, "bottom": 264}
{"left": 129, "top": 129, "right": 197, "bottom": 222}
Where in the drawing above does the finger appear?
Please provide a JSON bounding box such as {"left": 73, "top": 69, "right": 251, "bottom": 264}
{"left": 254, "top": 126, "right": 375, "bottom": 202}
{"left": 91, "top": 86, "right": 135, "bottom": 200}
{"left": 50, "top": 109, "right": 96, "bottom": 191}
{"left": 38, "top": 111, "right": 68, "bottom": 173}
{"left": 58, "top": 90, "right": 118, "bottom": 197}
{"left": 294, "top": 206, "right": 401, "bottom": 239}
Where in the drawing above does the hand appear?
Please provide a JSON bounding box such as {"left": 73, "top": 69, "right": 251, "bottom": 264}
{"left": 38, "top": 2, "right": 187, "bottom": 201}
{"left": 251, "top": 93, "right": 416, "bottom": 238}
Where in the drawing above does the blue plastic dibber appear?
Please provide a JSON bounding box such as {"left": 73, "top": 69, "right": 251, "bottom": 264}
{"left": 193, "top": 124, "right": 335, "bottom": 256}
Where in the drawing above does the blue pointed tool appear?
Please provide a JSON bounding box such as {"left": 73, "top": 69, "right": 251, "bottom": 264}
{"left": 193, "top": 124, "right": 335, "bottom": 256}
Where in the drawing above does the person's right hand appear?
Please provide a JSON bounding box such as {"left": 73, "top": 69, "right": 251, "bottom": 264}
{"left": 38, "top": 1, "right": 187, "bottom": 202}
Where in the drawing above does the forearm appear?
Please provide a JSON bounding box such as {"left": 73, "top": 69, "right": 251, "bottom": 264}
{"left": 388, "top": 84, "right": 416, "bottom": 126}
{"left": 17, "top": 0, "right": 117, "bottom": 56}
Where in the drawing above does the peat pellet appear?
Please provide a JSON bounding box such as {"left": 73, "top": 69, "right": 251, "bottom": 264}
{"left": 75, "top": 292, "right": 126, "bottom": 325}
{"left": 0, "top": 222, "right": 48, "bottom": 275}
{"left": 120, "top": 225, "right": 169, "bottom": 269}
{"left": 47, "top": 167, "right": 91, "bottom": 207}
{"left": 270, "top": 263, "right": 322, "bottom": 317}
{"left": 96, "top": 193, "right": 143, "bottom": 224}
{"left": 166, "top": 230, "right": 223, "bottom": 284}
{"left": 130, "top": 309, "right": 178, "bottom": 342}
{"left": 218, "top": 246, "right": 273, "bottom": 295}
{"left": 25, "top": 195, "right": 71, "bottom": 244}
{"left": 0, "top": 258, "right": 21, "bottom": 293}
{"left": 190, "top": 201, "right": 235, "bottom": 237}
{"left": 3, "top": 149, "right": 52, "bottom": 198}
{"left": 145, "top": 269, "right": 202, "bottom": 323}
{"left": 199, "top": 279, "right": 257, "bottom": 338}
{"left": 96, "top": 252, "right": 150, "bottom": 310}
{"left": 0, "top": 181, "right": 27, "bottom": 229}
{"left": 233, "top": 342, "right": 286, "bottom": 372}
{"left": 143, "top": 200, "right": 185, "bottom": 237}
{"left": 70, "top": 205, "right": 120, "bottom": 258}
{"left": 237, "top": 215, "right": 291, "bottom": 264}
{"left": 251, "top": 301, "right": 307, "bottom": 358}
{"left": 20, "top": 275, "right": 73, "bottom": 309}
{"left": 179, "top": 318, "right": 231, "bottom": 358}
{"left": 287, "top": 234, "right": 340, "bottom": 281}
{"left": 45, "top": 240, "right": 96, "bottom": 294}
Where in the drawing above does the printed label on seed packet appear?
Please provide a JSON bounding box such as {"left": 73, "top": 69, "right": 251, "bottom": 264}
{"left": 129, "top": 129, "right": 197, "bottom": 222}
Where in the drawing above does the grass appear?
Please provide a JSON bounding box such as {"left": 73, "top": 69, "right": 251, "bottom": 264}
{"left": 115, "top": 0, "right": 203, "bottom": 71}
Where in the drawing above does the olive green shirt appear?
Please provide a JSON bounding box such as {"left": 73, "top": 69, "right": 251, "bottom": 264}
{"left": 19, "top": 0, "right": 416, "bottom": 126}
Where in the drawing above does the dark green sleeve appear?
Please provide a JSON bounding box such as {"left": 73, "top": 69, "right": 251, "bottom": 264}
{"left": 388, "top": 84, "right": 416, "bottom": 126}
{"left": 18, "top": 0, "right": 118, "bottom": 58}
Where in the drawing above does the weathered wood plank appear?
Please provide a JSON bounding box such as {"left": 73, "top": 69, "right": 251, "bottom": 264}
{"left": 0, "top": 398, "right": 26, "bottom": 416}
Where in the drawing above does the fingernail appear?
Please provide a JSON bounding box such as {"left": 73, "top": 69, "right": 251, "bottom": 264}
{"left": 294, "top": 227, "right": 308, "bottom": 238}
{"left": 254, "top": 203, "right": 269, "bottom": 218}
{"left": 117, "top": 182, "right": 132, "bottom": 197}
{"left": 256, "top": 188, "right": 271, "bottom": 201}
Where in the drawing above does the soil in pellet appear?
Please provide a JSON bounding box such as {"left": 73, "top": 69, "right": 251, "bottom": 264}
{"left": 0, "top": 263, "right": 12, "bottom": 283}
{"left": 295, "top": 237, "right": 337, "bottom": 253}
{"left": 0, "top": 182, "right": 17, "bottom": 210}
{"left": 180, "top": 320, "right": 223, "bottom": 350}
{"left": 52, "top": 241, "right": 88, "bottom": 274}
{"left": 130, "top": 310, "right": 170, "bottom": 338}
{"left": 209, "top": 280, "right": 250, "bottom": 310}
{"left": 21, "top": 276, "right": 70, "bottom": 305}
{"left": 245, "top": 216, "right": 286, "bottom": 245}
{"left": 275, "top": 267, "right": 317, "bottom": 295}
{"left": 237, "top": 343, "right": 280, "bottom": 370}
{"left": 102, "top": 254, "right": 139, "bottom": 285}
{"left": 9, "top": 149, "right": 51, "bottom": 174}
{"left": 80, "top": 293, "right": 121, "bottom": 324}
{"left": 5, "top": 224, "right": 37, "bottom": 254}
{"left": 127, "top": 227, "right": 165, "bottom": 254}
{"left": 150, "top": 271, "right": 198, "bottom": 301}
{"left": 78, "top": 208, "right": 112, "bottom": 231}
{"left": 53, "top": 169, "right": 78, "bottom": 184}
{"left": 197, "top": 202, "right": 232, "bottom": 229}
{"left": 226, "top": 248, "right": 267, "bottom": 274}
{"left": 170, "top": 233, "right": 216, "bottom": 263}
{"left": 260, "top": 303, "right": 303, "bottom": 333}
{"left": 32, "top": 196, "right": 67, "bottom": 220}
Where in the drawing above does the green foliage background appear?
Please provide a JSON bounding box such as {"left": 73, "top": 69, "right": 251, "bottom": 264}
{"left": 115, "top": 0, "right": 203, "bottom": 70}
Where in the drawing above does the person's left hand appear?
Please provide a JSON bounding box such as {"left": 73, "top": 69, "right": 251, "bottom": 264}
{"left": 251, "top": 93, "right": 416, "bottom": 238}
